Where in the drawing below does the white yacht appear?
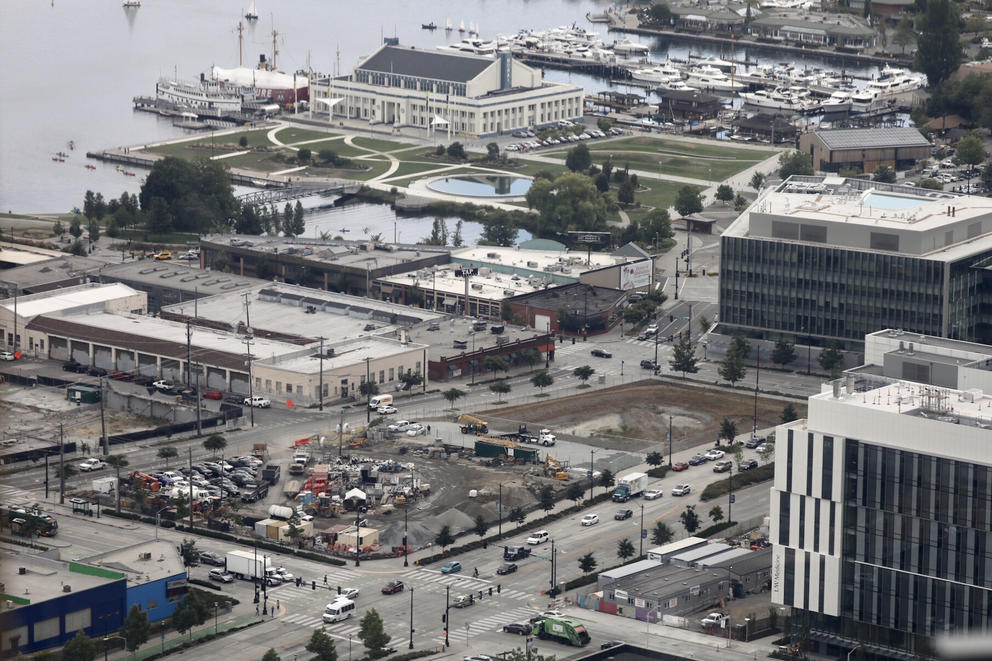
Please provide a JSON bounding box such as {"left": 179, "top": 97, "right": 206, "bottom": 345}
{"left": 630, "top": 64, "right": 683, "bottom": 86}
{"left": 438, "top": 39, "right": 498, "bottom": 56}
{"left": 850, "top": 89, "right": 886, "bottom": 113}
{"left": 865, "top": 71, "right": 927, "bottom": 97}
{"left": 821, "top": 90, "right": 853, "bottom": 113}
{"left": 612, "top": 38, "right": 650, "bottom": 56}
{"left": 740, "top": 87, "right": 811, "bottom": 112}
{"left": 693, "top": 55, "right": 736, "bottom": 73}
{"left": 660, "top": 80, "right": 697, "bottom": 93}
{"left": 683, "top": 65, "right": 744, "bottom": 92}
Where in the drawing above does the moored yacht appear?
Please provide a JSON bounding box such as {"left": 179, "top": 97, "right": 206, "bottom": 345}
{"left": 683, "top": 65, "right": 744, "bottom": 92}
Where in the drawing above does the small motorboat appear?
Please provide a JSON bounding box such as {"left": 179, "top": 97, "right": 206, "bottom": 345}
{"left": 422, "top": 22, "right": 437, "bottom": 30}
{"left": 52, "top": 157, "right": 65, "bottom": 162}
{"left": 85, "top": 164, "right": 96, "bottom": 170}
{"left": 339, "top": 228, "right": 351, "bottom": 232}
{"left": 124, "top": 171, "right": 136, "bottom": 176}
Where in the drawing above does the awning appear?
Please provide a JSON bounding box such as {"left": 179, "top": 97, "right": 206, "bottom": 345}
{"left": 315, "top": 97, "right": 344, "bottom": 109}
{"left": 431, "top": 115, "right": 450, "bottom": 126}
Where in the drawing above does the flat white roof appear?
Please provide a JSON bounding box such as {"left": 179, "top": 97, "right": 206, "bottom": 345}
{"left": 647, "top": 536, "right": 708, "bottom": 557}
{"left": 377, "top": 266, "right": 546, "bottom": 301}
{"left": 451, "top": 246, "right": 624, "bottom": 274}
{"left": 263, "top": 336, "right": 427, "bottom": 374}
{"left": 814, "top": 376, "right": 992, "bottom": 424}
{"left": 2, "top": 282, "right": 143, "bottom": 318}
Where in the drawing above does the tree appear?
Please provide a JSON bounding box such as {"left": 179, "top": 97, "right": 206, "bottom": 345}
{"left": 452, "top": 219, "right": 464, "bottom": 247}
{"left": 297, "top": 147, "right": 312, "bottom": 164}
{"left": 772, "top": 338, "right": 796, "bottom": 367}
{"left": 358, "top": 608, "right": 391, "bottom": 657}
{"left": 669, "top": 335, "right": 699, "bottom": 378}
{"left": 483, "top": 355, "right": 509, "bottom": 379}
{"left": 715, "top": 184, "right": 735, "bottom": 205}
{"left": 122, "top": 604, "right": 151, "bottom": 655}
{"left": 566, "top": 481, "right": 586, "bottom": 504}
{"left": 578, "top": 552, "right": 598, "bottom": 574}
{"left": 69, "top": 218, "right": 83, "bottom": 239}
{"left": 146, "top": 197, "right": 173, "bottom": 234}
{"left": 157, "top": 446, "right": 178, "bottom": 468}
{"left": 305, "top": 627, "right": 338, "bottom": 661}
{"left": 597, "top": 117, "right": 612, "bottom": 132}
{"left": 359, "top": 380, "right": 380, "bottom": 398}
{"left": 759, "top": 440, "right": 776, "bottom": 465}
{"left": 56, "top": 462, "right": 78, "bottom": 481}
{"left": 565, "top": 143, "right": 592, "bottom": 172}
{"left": 780, "top": 403, "right": 799, "bottom": 424}
{"left": 709, "top": 505, "right": 725, "bottom": 524}
{"left": 52, "top": 219, "right": 65, "bottom": 237}
{"left": 617, "top": 179, "right": 636, "bottom": 205}
{"left": 872, "top": 165, "right": 897, "bottom": 183}
{"left": 489, "top": 379, "right": 511, "bottom": 402}
{"left": 170, "top": 591, "right": 207, "bottom": 638}
{"left": 719, "top": 418, "right": 738, "bottom": 444}
{"left": 481, "top": 215, "right": 518, "bottom": 246}
{"left": 573, "top": 364, "right": 595, "bottom": 386}
{"left": 62, "top": 631, "right": 97, "bottom": 661}
{"left": 520, "top": 348, "right": 542, "bottom": 369}
{"left": 290, "top": 200, "right": 306, "bottom": 237}
{"left": 598, "top": 468, "right": 615, "bottom": 488}
{"left": 917, "top": 178, "right": 943, "bottom": 190}
{"left": 262, "top": 650, "right": 281, "bottom": 661}
{"left": 509, "top": 506, "right": 526, "bottom": 526}
{"left": 675, "top": 185, "right": 703, "bottom": 217}
{"left": 400, "top": 370, "right": 423, "bottom": 390}
{"left": 594, "top": 172, "right": 610, "bottom": 192}
{"left": 734, "top": 193, "right": 749, "bottom": 212}
{"left": 646, "top": 451, "right": 664, "bottom": 468}
{"left": 179, "top": 538, "right": 199, "bottom": 566}
{"left": 818, "top": 341, "right": 844, "bottom": 377}
{"left": 531, "top": 370, "right": 553, "bottom": 392}
{"left": 893, "top": 15, "right": 915, "bottom": 54}
{"left": 106, "top": 454, "right": 129, "bottom": 512}
{"left": 955, "top": 134, "right": 985, "bottom": 190}
{"left": 525, "top": 173, "right": 609, "bottom": 234}
{"left": 140, "top": 157, "right": 239, "bottom": 234}
{"left": 750, "top": 171, "right": 766, "bottom": 191}
{"left": 914, "top": 0, "right": 961, "bottom": 87}
{"left": 719, "top": 351, "right": 747, "bottom": 386}
{"left": 473, "top": 514, "right": 489, "bottom": 537}
{"left": 446, "top": 142, "right": 467, "bottom": 160}
{"left": 203, "top": 434, "right": 227, "bottom": 456}
{"left": 88, "top": 218, "right": 101, "bottom": 242}
{"left": 539, "top": 484, "right": 556, "bottom": 512}
{"left": 283, "top": 203, "right": 293, "bottom": 232}
{"left": 435, "top": 524, "right": 455, "bottom": 550}
{"left": 617, "top": 537, "right": 636, "bottom": 561}
{"left": 731, "top": 442, "right": 744, "bottom": 471}
{"left": 680, "top": 505, "right": 701, "bottom": 534}
{"left": 83, "top": 190, "right": 97, "bottom": 219}
{"left": 698, "top": 315, "right": 711, "bottom": 333}
{"left": 651, "top": 521, "right": 674, "bottom": 545}
{"left": 486, "top": 142, "right": 500, "bottom": 160}
{"left": 778, "top": 151, "right": 814, "bottom": 178}
{"left": 442, "top": 387, "right": 465, "bottom": 409}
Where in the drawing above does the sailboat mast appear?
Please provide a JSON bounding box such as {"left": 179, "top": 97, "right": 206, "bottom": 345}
{"left": 271, "top": 27, "right": 279, "bottom": 69}
{"left": 238, "top": 21, "right": 244, "bottom": 67}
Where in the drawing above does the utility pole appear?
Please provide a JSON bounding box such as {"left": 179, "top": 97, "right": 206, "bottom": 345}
{"left": 550, "top": 538, "right": 557, "bottom": 593}
{"left": 244, "top": 336, "right": 255, "bottom": 428}
{"left": 752, "top": 346, "right": 760, "bottom": 438}
{"left": 498, "top": 483, "right": 502, "bottom": 536}
{"left": 443, "top": 584, "right": 450, "bottom": 648}
{"left": 403, "top": 505, "right": 409, "bottom": 568}
{"left": 654, "top": 324, "right": 659, "bottom": 368}
{"left": 242, "top": 292, "right": 252, "bottom": 332}
{"left": 58, "top": 423, "right": 65, "bottom": 505}
{"left": 99, "top": 377, "right": 108, "bottom": 455}
{"left": 640, "top": 503, "right": 645, "bottom": 556}
{"left": 588, "top": 449, "right": 596, "bottom": 501}
{"left": 185, "top": 320, "right": 192, "bottom": 386}
{"left": 338, "top": 408, "right": 345, "bottom": 457}
{"left": 188, "top": 447, "right": 194, "bottom": 530}
{"left": 44, "top": 453, "right": 49, "bottom": 499}
{"left": 409, "top": 587, "right": 415, "bottom": 649}
{"left": 317, "top": 336, "right": 326, "bottom": 411}
{"left": 668, "top": 415, "right": 673, "bottom": 467}
{"left": 195, "top": 362, "right": 203, "bottom": 437}
{"left": 365, "top": 356, "right": 371, "bottom": 423}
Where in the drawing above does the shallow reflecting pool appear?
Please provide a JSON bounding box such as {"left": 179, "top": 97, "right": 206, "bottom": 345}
{"left": 428, "top": 175, "right": 532, "bottom": 197}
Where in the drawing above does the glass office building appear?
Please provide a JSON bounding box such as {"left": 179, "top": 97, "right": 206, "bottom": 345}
{"left": 719, "top": 177, "right": 992, "bottom": 347}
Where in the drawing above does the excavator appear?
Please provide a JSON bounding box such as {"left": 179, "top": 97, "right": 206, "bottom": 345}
{"left": 457, "top": 414, "right": 488, "bottom": 434}
{"left": 544, "top": 454, "right": 570, "bottom": 480}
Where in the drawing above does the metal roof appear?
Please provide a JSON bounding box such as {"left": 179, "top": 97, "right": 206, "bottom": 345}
{"left": 814, "top": 127, "right": 931, "bottom": 151}
{"left": 357, "top": 45, "right": 493, "bottom": 83}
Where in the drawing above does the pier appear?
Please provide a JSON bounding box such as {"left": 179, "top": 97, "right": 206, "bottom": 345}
{"left": 514, "top": 51, "right": 633, "bottom": 79}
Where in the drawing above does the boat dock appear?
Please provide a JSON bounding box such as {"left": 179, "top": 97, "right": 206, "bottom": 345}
{"left": 514, "top": 51, "right": 633, "bottom": 79}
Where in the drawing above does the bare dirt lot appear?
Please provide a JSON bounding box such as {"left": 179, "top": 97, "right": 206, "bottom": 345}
{"left": 479, "top": 380, "right": 805, "bottom": 455}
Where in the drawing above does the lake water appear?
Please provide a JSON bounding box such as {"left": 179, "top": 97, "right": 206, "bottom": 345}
{"left": 1, "top": 0, "right": 877, "bottom": 218}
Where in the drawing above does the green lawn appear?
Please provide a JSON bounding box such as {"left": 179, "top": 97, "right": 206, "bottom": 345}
{"left": 505, "top": 160, "right": 570, "bottom": 179}
{"left": 595, "top": 135, "right": 775, "bottom": 160}
{"left": 381, "top": 161, "right": 455, "bottom": 181}
{"left": 350, "top": 159, "right": 396, "bottom": 181}
{"left": 631, "top": 180, "right": 704, "bottom": 212}
{"left": 271, "top": 127, "right": 340, "bottom": 144}
{"left": 351, "top": 136, "right": 417, "bottom": 152}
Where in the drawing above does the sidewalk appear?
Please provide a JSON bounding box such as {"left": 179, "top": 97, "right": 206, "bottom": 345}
{"left": 111, "top": 613, "right": 260, "bottom": 661}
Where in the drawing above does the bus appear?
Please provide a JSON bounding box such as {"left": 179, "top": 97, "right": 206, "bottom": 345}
{"left": 1, "top": 506, "right": 58, "bottom": 537}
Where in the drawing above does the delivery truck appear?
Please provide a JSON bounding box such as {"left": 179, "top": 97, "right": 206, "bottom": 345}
{"left": 225, "top": 549, "right": 271, "bottom": 581}
{"left": 612, "top": 471, "right": 648, "bottom": 502}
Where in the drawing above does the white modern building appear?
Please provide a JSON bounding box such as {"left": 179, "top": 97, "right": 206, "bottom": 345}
{"left": 310, "top": 44, "right": 583, "bottom": 137}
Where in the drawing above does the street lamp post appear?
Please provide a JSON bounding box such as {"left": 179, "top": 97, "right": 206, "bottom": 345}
{"left": 639, "top": 503, "right": 645, "bottom": 556}
{"left": 103, "top": 635, "right": 125, "bottom": 661}
{"left": 403, "top": 505, "right": 409, "bottom": 568}
{"left": 588, "top": 449, "right": 596, "bottom": 501}
{"left": 498, "top": 482, "right": 503, "bottom": 535}
{"left": 409, "top": 587, "right": 415, "bottom": 649}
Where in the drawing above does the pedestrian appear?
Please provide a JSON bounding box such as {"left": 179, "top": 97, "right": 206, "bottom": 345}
{"left": 276, "top": 599, "right": 280, "bottom": 610}
{"left": 255, "top": 604, "right": 259, "bottom": 615}
{"left": 427, "top": 424, "right": 431, "bottom": 433}
{"left": 324, "top": 574, "right": 328, "bottom": 584}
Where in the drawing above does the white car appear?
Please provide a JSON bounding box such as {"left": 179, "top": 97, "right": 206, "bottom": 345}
{"left": 244, "top": 395, "right": 271, "bottom": 408}
{"left": 672, "top": 484, "right": 692, "bottom": 497}
{"left": 704, "top": 449, "right": 725, "bottom": 461}
{"left": 377, "top": 405, "right": 398, "bottom": 415}
{"left": 643, "top": 489, "right": 663, "bottom": 500}
{"left": 645, "top": 324, "right": 658, "bottom": 335}
{"left": 580, "top": 514, "right": 599, "bottom": 526}
{"left": 273, "top": 567, "right": 294, "bottom": 582}
{"left": 334, "top": 587, "right": 360, "bottom": 600}
{"left": 526, "top": 530, "right": 549, "bottom": 545}
{"left": 387, "top": 420, "right": 412, "bottom": 433}
{"left": 405, "top": 423, "right": 426, "bottom": 437}
{"left": 78, "top": 458, "right": 107, "bottom": 472}
{"left": 0, "top": 351, "right": 14, "bottom": 361}
{"left": 152, "top": 380, "right": 172, "bottom": 390}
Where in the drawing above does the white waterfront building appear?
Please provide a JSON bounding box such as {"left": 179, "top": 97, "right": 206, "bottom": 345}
{"left": 310, "top": 44, "right": 583, "bottom": 138}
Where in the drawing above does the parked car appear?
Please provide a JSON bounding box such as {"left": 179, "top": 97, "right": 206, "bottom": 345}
{"left": 202, "top": 389, "right": 223, "bottom": 400}
{"left": 688, "top": 454, "right": 708, "bottom": 466}
{"left": 153, "top": 251, "right": 172, "bottom": 261}
{"left": 406, "top": 423, "right": 427, "bottom": 437}
{"left": 198, "top": 551, "right": 224, "bottom": 566}
{"left": 591, "top": 348, "right": 612, "bottom": 358}
{"left": 440, "top": 561, "right": 462, "bottom": 575}
{"left": 744, "top": 436, "right": 765, "bottom": 449}
{"left": 643, "top": 489, "right": 663, "bottom": 500}
{"left": 640, "top": 359, "right": 658, "bottom": 370}
{"left": 152, "top": 380, "right": 172, "bottom": 390}
{"left": 244, "top": 395, "right": 271, "bottom": 408}
{"left": 740, "top": 459, "right": 759, "bottom": 471}
{"left": 377, "top": 405, "right": 398, "bottom": 415}
{"left": 601, "top": 640, "right": 625, "bottom": 649}
{"left": 208, "top": 569, "right": 234, "bottom": 583}
{"left": 672, "top": 461, "right": 689, "bottom": 472}
{"left": 503, "top": 622, "right": 532, "bottom": 635}
{"left": 381, "top": 580, "right": 405, "bottom": 594}
{"left": 496, "top": 562, "right": 518, "bottom": 575}
{"left": 0, "top": 351, "right": 15, "bottom": 361}
{"left": 614, "top": 509, "right": 633, "bottom": 520}
{"left": 504, "top": 545, "right": 531, "bottom": 561}
{"left": 78, "top": 458, "right": 107, "bottom": 472}
{"left": 87, "top": 366, "right": 108, "bottom": 377}
{"left": 580, "top": 514, "right": 599, "bottom": 526}
{"left": 387, "top": 420, "right": 412, "bottom": 432}
{"left": 62, "top": 361, "right": 87, "bottom": 373}
{"left": 755, "top": 443, "right": 768, "bottom": 454}
{"left": 645, "top": 324, "right": 659, "bottom": 335}
{"left": 672, "top": 484, "right": 692, "bottom": 496}
{"left": 700, "top": 612, "right": 729, "bottom": 627}
{"left": 704, "top": 449, "right": 725, "bottom": 461}
{"left": 713, "top": 460, "right": 733, "bottom": 473}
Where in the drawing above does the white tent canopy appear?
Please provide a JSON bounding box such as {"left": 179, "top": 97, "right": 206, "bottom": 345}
{"left": 344, "top": 487, "right": 367, "bottom": 501}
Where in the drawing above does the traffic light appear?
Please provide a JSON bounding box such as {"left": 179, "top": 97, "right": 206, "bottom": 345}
{"left": 312, "top": 581, "right": 316, "bottom": 590}
{"left": 337, "top": 585, "right": 341, "bottom": 595}
{"left": 669, "top": 314, "right": 674, "bottom": 322}
{"left": 497, "top": 584, "right": 501, "bottom": 594}
{"left": 442, "top": 613, "right": 446, "bottom": 623}
{"left": 488, "top": 587, "right": 493, "bottom": 596}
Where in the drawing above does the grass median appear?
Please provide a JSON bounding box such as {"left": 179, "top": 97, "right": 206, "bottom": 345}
{"left": 700, "top": 463, "right": 774, "bottom": 501}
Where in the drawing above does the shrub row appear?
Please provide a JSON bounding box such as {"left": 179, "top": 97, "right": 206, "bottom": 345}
{"left": 383, "top": 650, "right": 436, "bottom": 661}
{"left": 188, "top": 578, "right": 221, "bottom": 591}
{"left": 646, "top": 465, "right": 671, "bottom": 479}
{"left": 700, "top": 464, "right": 774, "bottom": 501}
{"left": 696, "top": 520, "right": 738, "bottom": 539}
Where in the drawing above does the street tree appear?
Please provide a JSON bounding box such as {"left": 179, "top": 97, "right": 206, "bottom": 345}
{"left": 778, "top": 151, "right": 814, "bottom": 178}
{"left": 525, "top": 172, "right": 609, "bottom": 234}
{"left": 483, "top": 355, "right": 509, "bottom": 379}
{"left": 122, "top": 604, "right": 151, "bottom": 655}
{"left": 481, "top": 215, "right": 518, "bottom": 246}
{"left": 69, "top": 218, "right": 83, "bottom": 239}
{"left": 573, "top": 365, "right": 595, "bottom": 386}
{"left": 578, "top": 552, "right": 598, "bottom": 574}
{"left": 358, "top": 608, "right": 391, "bottom": 657}
{"left": 772, "top": 338, "right": 796, "bottom": 367}
{"left": 567, "top": 481, "right": 586, "bottom": 504}
{"left": 728, "top": 335, "right": 751, "bottom": 359}
{"left": 646, "top": 451, "right": 664, "bottom": 468}
{"left": 731, "top": 442, "right": 744, "bottom": 471}
{"left": 598, "top": 468, "right": 615, "bottom": 488}
{"left": 291, "top": 200, "right": 305, "bottom": 237}
{"left": 400, "top": 370, "right": 423, "bottom": 390}
{"left": 674, "top": 186, "right": 703, "bottom": 217}
{"left": 305, "top": 628, "right": 338, "bottom": 661}
{"left": 157, "top": 446, "right": 178, "bottom": 468}
{"left": 539, "top": 484, "right": 556, "bottom": 512}
{"left": 617, "top": 537, "right": 636, "bottom": 561}
{"left": 750, "top": 171, "right": 766, "bottom": 191}
{"left": 452, "top": 219, "right": 464, "bottom": 247}
{"left": 262, "top": 650, "right": 281, "bottom": 661}
{"left": 531, "top": 370, "right": 554, "bottom": 393}
{"left": 715, "top": 184, "right": 735, "bottom": 205}
{"left": 718, "top": 351, "right": 747, "bottom": 385}
{"left": 62, "top": 631, "right": 97, "bottom": 661}
{"left": 781, "top": 403, "right": 799, "bottom": 423}
{"left": 509, "top": 506, "right": 526, "bottom": 526}
{"left": 698, "top": 315, "right": 711, "bottom": 333}
{"left": 565, "top": 143, "right": 592, "bottom": 172}
{"left": 680, "top": 505, "right": 701, "bottom": 534}
{"left": 359, "top": 381, "right": 380, "bottom": 398}
{"left": 203, "top": 434, "right": 227, "bottom": 456}
{"left": 473, "top": 514, "right": 489, "bottom": 537}
{"left": 817, "top": 342, "right": 844, "bottom": 377}
{"left": 435, "top": 525, "right": 455, "bottom": 550}
{"left": 489, "top": 379, "right": 511, "bottom": 402}
{"left": 670, "top": 335, "right": 699, "bottom": 378}
{"left": 914, "top": 0, "right": 962, "bottom": 87}
{"left": 709, "top": 505, "right": 725, "bottom": 524}
{"left": 651, "top": 521, "right": 674, "bottom": 545}
{"left": 872, "top": 165, "right": 897, "bottom": 183}
{"left": 442, "top": 387, "right": 465, "bottom": 409}
{"left": 106, "top": 454, "right": 129, "bottom": 512}
{"left": 170, "top": 591, "right": 207, "bottom": 639}
{"left": 520, "top": 348, "right": 542, "bottom": 369}
{"left": 52, "top": 219, "right": 65, "bottom": 237}
{"left": 719, "top": 418, "right": 738, "bottom": 444}
{"left": 955, "top": 134, "right": 986, "bottom": 190}
{"left": 88, "top": 219, "right": 101, "bottom": 242}
{"left": 486, "top": 142, "right": 501, "bottom": 161}
{"left": 179, "top": 539, "right": 199, "bottom": 566}
{"left": 759, "top": 441, "right": 776, "bottom": 464}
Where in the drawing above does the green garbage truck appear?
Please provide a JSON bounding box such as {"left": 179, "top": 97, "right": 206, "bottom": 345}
{"left": 533, "top": 616, "right": 591, "bottom": 646}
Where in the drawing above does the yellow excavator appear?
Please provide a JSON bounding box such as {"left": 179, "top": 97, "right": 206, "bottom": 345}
{"left": 544, "top": 454, "right": 570, "bottom": 480}
{"left": 458, "top": 414, "right": 489, "bottom": 434}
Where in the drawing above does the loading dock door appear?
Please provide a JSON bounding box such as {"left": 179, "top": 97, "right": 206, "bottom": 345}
{"left": 70, "top": 341, "right": 90, "bottom": 365}
{"left": 116, "top": 351, "right": 136, "bottom": 373}
{"left": 92, "top": 345, "right": 113, "bottom": 370}
{"left": 534, "top": 314, "right": 551, "bottom": 333}
{"left": 229, "top": 371, "right": 249, "bottom": 395}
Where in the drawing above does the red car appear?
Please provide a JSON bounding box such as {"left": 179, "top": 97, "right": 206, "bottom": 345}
{"left": 381, "top": 580, "right": 404, "bottom": 594}
{"left": 108, "top": 370, "right": 133, "bottom": 381}
{"left": 672, "top": 461, "right": 689, "bottom": 472}
{"left": 202, "top": 389, "right": 223, "bottom": 400}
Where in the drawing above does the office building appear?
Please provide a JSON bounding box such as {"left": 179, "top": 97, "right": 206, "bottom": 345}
{"left": 719, "top": 177, "right": 992, "bottom": 347}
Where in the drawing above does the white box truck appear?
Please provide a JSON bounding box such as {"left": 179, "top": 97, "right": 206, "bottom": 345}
{"left": 612, "top": 471, "right": 649, "bottom": 502}
{"left": 226, "top": 549, "right": 271, "bottom": 581}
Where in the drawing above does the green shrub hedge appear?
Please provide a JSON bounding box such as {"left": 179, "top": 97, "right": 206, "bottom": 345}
{"left": 697, "top": 520, "right": 737, "bottom": 538}
{"left": 700, "top": 463, "right": 774, "bottom": 501}
{"left": 647, "top": 465, "right": 671, "bottom": 479}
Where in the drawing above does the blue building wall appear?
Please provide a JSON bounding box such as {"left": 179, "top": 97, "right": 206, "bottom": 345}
{"left": 0, "top": 580, "right": 125, "bottom": 656}
{"left": 126, "top": 573, "right": 186, "bottom": 623}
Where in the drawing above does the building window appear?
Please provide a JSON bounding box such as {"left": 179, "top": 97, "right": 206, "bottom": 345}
{"left": 379, "top": 370, "right": 385, "bottom": 384}
{"left": 286, "top": 384, "right": 292, "bottom": 394}
{"left": 389, "top": 368, "right": 394, "bottom": 381}
{"left": 276, "top": 382, "right": 282, "bottom": 394}
{"left": 265, "top": 379, "right": 272, "bottom": 391}
{"left": 256, "top": 378, "right": 261, "bottom": 389}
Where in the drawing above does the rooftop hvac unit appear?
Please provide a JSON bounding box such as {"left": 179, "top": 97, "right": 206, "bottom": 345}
{"left": 471, "top": 283, "right": 484, "bottom": 291}
{"left": 504, "top": 289, "right": 516, "bottom": 296}
{"left": 486, "top": 252, "right": 500, "bottom": 259}
{"left": 63, "top": 585, "right": 72, "bottom": 593}
{"left": 479, "top": 267, "right": 491, "bottom": 276}
{"left": 526, "top": 261, "right": 539, "bottom": 268}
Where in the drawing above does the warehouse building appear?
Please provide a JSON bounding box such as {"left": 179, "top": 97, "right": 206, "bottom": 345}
{"left": 0, "top": 255, "right": 105, "bottom": 299}
{"left": 798, "top": 127, "right": 931, "bottom": 173}
{"left": 79, "top": 541, "right": 188, "bottom": 624}
{"left": 310, "top": 44, "right": 583, "bottom": 137}
{"left": 719, "top": 177, "right": 992, "bottom": 347}
{"left": 98, "top": 261, "right": 258, "bottom": 312}
{"left": 506, "top": 283, "right": 628, "bottom": 335}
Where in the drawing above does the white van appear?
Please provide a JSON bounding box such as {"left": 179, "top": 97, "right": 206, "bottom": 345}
{"left": 369, "top": 394, "right": 393, "bottom": 409}
{"left": 322, "top": 598, "right": 356, "bottom": 623}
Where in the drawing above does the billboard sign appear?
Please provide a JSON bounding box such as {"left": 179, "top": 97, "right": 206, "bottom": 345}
{"left": 619, "top": 260, "right": 652, "bottom": 290}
